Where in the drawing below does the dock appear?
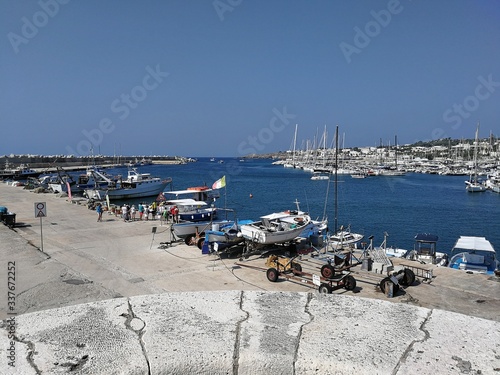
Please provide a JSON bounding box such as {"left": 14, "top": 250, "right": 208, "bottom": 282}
{"left": 1, "top": 181, "right": 499, "bottom": 374}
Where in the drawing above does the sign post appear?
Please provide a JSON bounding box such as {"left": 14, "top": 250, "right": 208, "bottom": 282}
{"left": 34, "top": 202, "right": 47, "bottom": 252}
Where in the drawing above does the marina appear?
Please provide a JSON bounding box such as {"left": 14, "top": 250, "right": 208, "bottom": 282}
{"left": 2, "top": 156, "right": 499, "bottom": 259}
{"left": 1, "top": 170, "right": 500, "bottom": 373}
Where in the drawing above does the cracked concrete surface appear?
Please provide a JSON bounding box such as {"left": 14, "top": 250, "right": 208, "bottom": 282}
{"left": 2, "top": 291, "right": 500, "bottom": 374}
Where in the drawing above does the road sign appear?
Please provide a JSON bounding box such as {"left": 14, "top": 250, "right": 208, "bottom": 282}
{"left": 35, "top": 202, "right": 47, "bottom": 218}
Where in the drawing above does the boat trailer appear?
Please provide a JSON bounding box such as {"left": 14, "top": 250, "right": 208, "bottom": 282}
{"left": 235, "top": 254, "right": 357, "bottom": 294}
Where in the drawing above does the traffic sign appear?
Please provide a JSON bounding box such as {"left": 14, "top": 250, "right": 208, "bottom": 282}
{"left": 35, "top": 202, "right": 47, "bottom": 218}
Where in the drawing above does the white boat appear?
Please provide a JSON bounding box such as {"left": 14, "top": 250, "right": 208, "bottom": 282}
{"left": 486, "top": 174, "right": 500, "bottom": 193}
{"left": 240, "top": 210, "right": 311, "bottom": 245}
{"left": 448, "top": 236, "right": 499, "bottom": 275}
{"left": 84, "top": 168, "right": 171, "bottom": 200}
{"left": 351, "top": 172, "right": 367, "bottom": 179}
{"left": 310, "top": 172, "right": 329, "bottom": 180}
{"left": 164, "top": 198, "right": 217, "bottom": 222}
{"left": 374, "top": 232, "right": 409, "bottom": 258}
{"left": 163, "top": 186, "right": 218, "bottom": 222}
{"left": 405, "top": 233, "right": 448, "bottom": 266}
{"left": 172, "top": 219, "right": 234, "bottom": 243}
{"left": 329, "top": 225, "right": 364, "bottom": 250}
{"left": 465, "top": 123, "right": 487, "bottom": 193}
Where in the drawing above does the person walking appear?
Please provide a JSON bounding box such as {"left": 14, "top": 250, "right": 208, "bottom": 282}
{"left": 131, "top": 205, "right": 136, "bottom": 221}
{"left": 96, "top": 203, "right": 103, "bottom": 222}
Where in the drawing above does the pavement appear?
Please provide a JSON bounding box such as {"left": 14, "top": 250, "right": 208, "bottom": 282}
{"left": 1, "top": 181, "right": 500, "bottom": 374}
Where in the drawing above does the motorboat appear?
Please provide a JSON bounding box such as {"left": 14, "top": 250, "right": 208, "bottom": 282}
{"left": 240, "top": 210, "right": 311, "bottom": 245}
{"left": 405, "top": 233, "right": 448, "bottom": 266}
{"left": 84, "top": 168, "right": 172, "bottom": 200}
{"left": 310, "top": 172, "right": 329, "bottom": 180}
{"left": 199, "top": 219, "right": 254, "bottom": 253}
{"left": 448, "top": 236, "right": 499, "bottom": 275}
{"left": 485, "top": 173, "right": 500, "bottom": 193}
{"left": 0, "top": 163, "right": 40, "bottom": 180}
{"left": 328, "top": 225, "right": 364, "bottom": 250}
{"left": 172, "top": 218, "right": 234, "bottom": 244}
{"left": 163, "top": 186, "right": 218, "bottom": 222}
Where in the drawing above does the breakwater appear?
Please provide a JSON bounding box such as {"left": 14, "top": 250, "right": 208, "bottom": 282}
{"left": 0, "top": 155, "right": 191, "bottom": 169}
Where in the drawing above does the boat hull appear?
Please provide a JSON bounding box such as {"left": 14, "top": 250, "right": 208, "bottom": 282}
{"left": 85, "top": 181, "right": 169, "bottom": 200}
{"left": 172, "top": 220, "right": 232, "bottom": 239}
{"left": 240, "top": 214, "right": 312, "bottom": 245}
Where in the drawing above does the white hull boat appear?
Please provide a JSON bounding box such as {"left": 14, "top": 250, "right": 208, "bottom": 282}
{"left": 240, "top": 210, "right": 311, "bottom": 245}
{"left": 448, "top": 236, "right": 499, "bottom": 275}
{"left": 329, "top": 226, "right": 364, "bottom": 250}
{"left": 85, "top": 168, "right": 171, "bottom": 200}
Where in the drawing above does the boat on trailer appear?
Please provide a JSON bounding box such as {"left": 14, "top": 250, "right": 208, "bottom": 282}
{"left": 448, "top": 236, "right": 499, "bottom": 275}
{"left": 240, "top": 210, "right": 312, "bottom": 245}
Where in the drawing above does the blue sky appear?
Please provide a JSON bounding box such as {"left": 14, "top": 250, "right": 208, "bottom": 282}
{"left": 1, "top": 0, "right": 499, "bottom": 157}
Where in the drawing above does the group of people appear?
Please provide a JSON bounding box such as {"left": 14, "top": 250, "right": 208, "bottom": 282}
{"left": 95, "top": 200, "right": 181, "bottom": 224}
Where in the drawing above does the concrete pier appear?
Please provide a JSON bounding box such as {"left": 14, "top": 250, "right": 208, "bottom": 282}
{"left": 1, "top": 182, "right": 499, "bottom": 374}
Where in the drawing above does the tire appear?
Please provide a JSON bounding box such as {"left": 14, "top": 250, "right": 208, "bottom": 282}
{"left": 344, "top": 275, "right": 356, "bottom": 291}
{"left": 379, "top": 277, "right": 400, "bottom": 295}
{"left": 292, "top": 263, "right": 302, "bottom": 275}
{"left": 197, "top": 237, "right": 206, "bottom": 250}
{"left": 321, "top": 264, "right": 335, "bottom": 279}
{"left": 266, "top": 268, "right": 279, "bottom": 282}
{"left": 318, "top": 283, "right": 333, "bottom": 294}
{"left": 400, "top": 268, "right": 415, "bottom": 287}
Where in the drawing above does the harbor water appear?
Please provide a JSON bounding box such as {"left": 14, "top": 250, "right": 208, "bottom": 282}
{"left": 98, "top": 157, "right": 499, "bottom": 257}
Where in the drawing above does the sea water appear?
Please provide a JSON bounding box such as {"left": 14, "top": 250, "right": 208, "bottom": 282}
{"left": 103, "top": 157, "right": 500, "bottom": 256}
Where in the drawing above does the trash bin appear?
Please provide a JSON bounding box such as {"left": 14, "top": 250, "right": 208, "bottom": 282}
{"left": 361, "top": 257, "right": 373, "bottom": 271}
{"left": 0, "top": 206, "right": 7, "bottom": 221}
{"left": 3, "top": 212, "right": 16, "bottom": 228}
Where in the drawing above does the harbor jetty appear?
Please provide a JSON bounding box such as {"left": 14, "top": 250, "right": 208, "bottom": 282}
{"left": 0, "top": 155, "right": 194, "bottom": 175}
{"left": 1, "top": 180, "right": 499, "bottom": 373}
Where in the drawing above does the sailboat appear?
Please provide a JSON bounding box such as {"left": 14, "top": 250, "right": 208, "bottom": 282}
{"left": 328, "top": 125, "right": 364, "bottom": 250}
{"left": 465, "top": 123, "right": 486, "bottom": 192}
{"left": 283, "top": 124, "right": 298, "bottom": 168}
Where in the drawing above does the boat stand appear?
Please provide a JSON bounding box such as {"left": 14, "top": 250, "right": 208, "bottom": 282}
{"left": 235, "top": 255, "right": 357, "bottom": 294}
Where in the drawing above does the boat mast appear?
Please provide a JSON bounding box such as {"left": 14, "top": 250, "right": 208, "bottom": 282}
{"left": 395, "top": 135, "right": 398, "bottom": 170}
{"left": 473, "top": 122, "right": 480, "bottom": 182}
{"left": 292, "top": 124, "right": 298, "bottom": 168}
{"left": 334, "top": 125, "right": 339, "bottom": 233}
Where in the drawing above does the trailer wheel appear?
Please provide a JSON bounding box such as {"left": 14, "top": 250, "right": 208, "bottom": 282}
{"left": 196, "top": 237, "right": 205, "bottom": 250}
{"left": 292, "top": 263, "right": 302, "bottom": 275}
{"left": 344, "top": 275, "right": 356, "bottom": 291}
{"left": 319, "top": 283, "right": 333, "bottom": 294}
{"left": 379, "top": 277, "right": 400, "bottom": 295}
{"left": 400, "top": 268, "right": 415, "bottom": 287}
{"left": 184, "top": 234, "right": 195, "bottom": 246}
{"left": 321, "top": 264, "right": 335, "bottom": 279}
{"left": 266, "top": 268, "right": 279, "bottom": 282}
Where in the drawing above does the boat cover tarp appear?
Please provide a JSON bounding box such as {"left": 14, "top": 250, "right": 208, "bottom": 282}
{"left": 453, "top": 236, "right": 495, "bottom": 253}
{"left": 414, "top": 233, "right": 439, "bottom": 242}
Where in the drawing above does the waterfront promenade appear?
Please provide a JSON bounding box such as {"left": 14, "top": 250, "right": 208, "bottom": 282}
{"left": 1, "top": 182, "right": 499, "bottom": 374}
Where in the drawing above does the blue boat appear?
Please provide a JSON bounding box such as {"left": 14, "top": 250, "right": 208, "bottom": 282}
{"left": 448, "top": 236, "right": 499, "bottom": 275}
